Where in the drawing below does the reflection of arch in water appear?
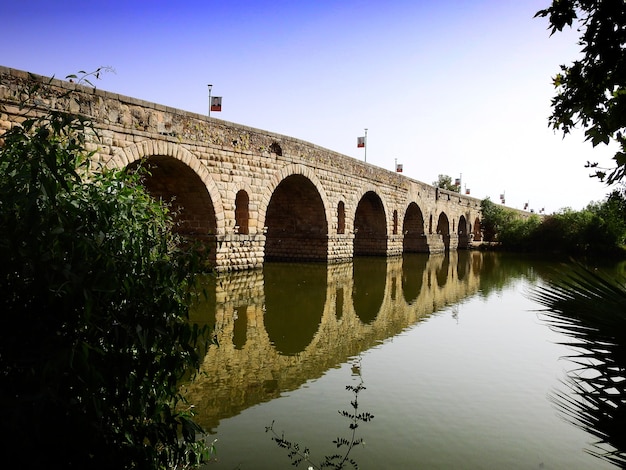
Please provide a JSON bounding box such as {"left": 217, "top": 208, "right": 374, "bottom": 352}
{"left": 263, "top": 262, "right": 327, "bottom": 355}
{"left": 457, "top": 250, "right": 471, "bottom": 281}
{"left": 402, "top": 254, "right": 428, "bottom": 304}
{"left": 232, "top": 305, "right": 248, "bottom": 350}
{"left": 436, "top": 253, "right": 451, "bottom": 287}
{"left": 352, "top": 256, "right": 387, "bottom": 324}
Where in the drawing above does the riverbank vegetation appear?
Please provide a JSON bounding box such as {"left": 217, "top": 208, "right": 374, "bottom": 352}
{"left": 527, "top": 2, "right": 626, "bottom": 465}
{"left": 479, "top": 192, "right": 626, "bottom": 256}
{"left": 0, "top": 74, "right": 212, "bottom": 469}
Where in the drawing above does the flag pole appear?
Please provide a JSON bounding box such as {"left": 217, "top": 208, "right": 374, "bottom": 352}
{"left": 364, "top": 128, "right": 368, "bottom": 163}
{"left": 208, "top": 84, "right": 212, "bottom": 118}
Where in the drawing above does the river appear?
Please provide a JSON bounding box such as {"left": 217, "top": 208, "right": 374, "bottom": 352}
{"left": 182, "top": 251, "right": 624, "bottom": 469}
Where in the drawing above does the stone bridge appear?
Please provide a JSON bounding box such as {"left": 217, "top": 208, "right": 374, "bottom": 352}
{"left": 0, "top": 66, "right": 483, "bottom": 271}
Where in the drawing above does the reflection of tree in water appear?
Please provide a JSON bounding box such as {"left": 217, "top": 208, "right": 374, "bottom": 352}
{"left": 531, "top": 266, "right": 626, "bottom": 468}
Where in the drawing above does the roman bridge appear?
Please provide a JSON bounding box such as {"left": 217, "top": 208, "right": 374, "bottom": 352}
{"left": 0, "top": 66, "right": 483, "bottom": 271}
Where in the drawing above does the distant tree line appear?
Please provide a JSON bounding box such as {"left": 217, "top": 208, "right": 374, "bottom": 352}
{"left": 480, "top": 190, "right": 626, "bottom": 255}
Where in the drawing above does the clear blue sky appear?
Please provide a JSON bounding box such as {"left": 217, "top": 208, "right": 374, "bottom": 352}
{"left": 3, "top": 0, "right": 618, "bottom": 213}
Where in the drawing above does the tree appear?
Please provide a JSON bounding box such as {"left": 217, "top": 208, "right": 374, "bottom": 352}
{"left": 480, "top": 198, "right": 510, "bottom": 241}
{"left": 432, "top": 174, "right": 460, "bottom": 192}
{"left": 536, "top": 1, "right": 626, "bottom": 184}
{"left": 0, "top": 77, "right": 212, "bottom": 469}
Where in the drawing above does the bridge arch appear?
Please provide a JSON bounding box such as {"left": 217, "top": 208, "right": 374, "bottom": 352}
{"left": 353, "top": 190, "right": 387, "bottom": 256}
{"left": 402, "top": 202, "right": 427, "bottom": 253}
{"left": 436, "top": 212, "right": 451, "bottom": 251}
{"left": 458, "top": 215, "right": 469, "bottom": 248}
{"left": 260, "top": 164, "right": 332, "bottom": 231}
{"left": 473, "top": 216, "right": 482, "bottom": 241}
{"left": 261, "top": 164, "right": 330, "bottom": 262}
{"left": 108, "top": 141, "right": 226, "bottom": 235}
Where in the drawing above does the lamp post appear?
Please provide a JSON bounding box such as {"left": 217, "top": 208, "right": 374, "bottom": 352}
{"left": 207, "top": 84, "right": 212, "bottom": 118}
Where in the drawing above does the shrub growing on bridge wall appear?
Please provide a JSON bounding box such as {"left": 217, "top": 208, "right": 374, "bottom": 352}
{"left": 0, "top": 83, "right": 211, "bottom": 469}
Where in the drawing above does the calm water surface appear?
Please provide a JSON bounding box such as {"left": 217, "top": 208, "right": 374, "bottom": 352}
{"left": 183, "top": 252, "right": 623, "bottom": 469}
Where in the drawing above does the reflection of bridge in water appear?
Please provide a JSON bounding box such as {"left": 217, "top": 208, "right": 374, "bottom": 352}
{"left": 184, "top": 251, "right": 489, "bottom": 431}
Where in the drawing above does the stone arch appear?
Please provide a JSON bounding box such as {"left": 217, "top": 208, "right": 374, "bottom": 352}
{"left": 235, "top": 190, "right": 250, "bottom": 235}
{"left": 259, "top": 163, "right": 332, "bottom": 233}
{"left": 347, "top": 185, "right": 392, "bottom": 232}
{"left": 436, "top": 211, "right": 451, "bottom": 251}
{"left": 473, "top": 216, "right": 482, "bottom": 241}
{"left": 337, "top": 200, "right": 346, "bottom": 234}
{"left": 458, "top": 215, "right": 469, "bottom": 249}
{"left": 392, "top": 210, "right": 399, "bottom": 235}
{"left": 261, "top": 164, "right": 330, "bottom": 262}
{"left": 231, "top": 181, "right": 255, "bottom": 235}
{"left": 402, "top": 202, "right": 427, "bottom": 253}
{"left": 353, "top": 190, "right": 387, "bottom": 256}
{"left": 108, "top": 140, "right": 226, "bottom": 235}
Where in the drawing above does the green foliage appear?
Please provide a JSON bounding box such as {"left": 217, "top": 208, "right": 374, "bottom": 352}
{"left": 432, "top": 174, "right": 460, "bottom": 192}
{"left": 497, "top": 214, "right": 542, "bottom": 251}
{"left": 480, "top": 198, "right": 514, "bottom": 242}
{"left": 266, "top": 362, "right": 374, "bottom": 469}
{"left": 480, "top": 193, "right": 626, "bottom": 254}
{"left": 536, "top": 1, "right": 626, "bottom": 184}
{"left": 587, "top": 188, "right": 626, "bottom": 248}
{"left": 530, "top": 265, "right": 626, "bottom": 467}
{"left": 0, "top": 80, "right": 211, "bottom": 469}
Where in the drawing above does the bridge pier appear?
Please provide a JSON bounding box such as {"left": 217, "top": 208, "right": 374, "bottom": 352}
{"left": 216, "top": 234, "right": 266, "bottom": 271}
{"left": 327, "top": 234, "right": 354, "bottom": 264}
{"left": 387, "top": 235, "right": 404, "bottom": 257}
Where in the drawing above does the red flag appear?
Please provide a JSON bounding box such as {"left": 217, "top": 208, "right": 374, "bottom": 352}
{"left": 396, "top": 164, "right": 403, "bottom": 173}
{"left": 211, "top": 96, "right": 222, "bottom": 112}
{"left": 357, "top": 136, "right": 365, "bottom": 148}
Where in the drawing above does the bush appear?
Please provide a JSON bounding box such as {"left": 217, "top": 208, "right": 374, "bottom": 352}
{"left": 497, "top": 215, "right": 542, "bottom": 251}
{"left": 0, "top": 91, "right": 210, "bottom": 468}
{"left": 481, "top": 193, "right": 626, "bottom": 255}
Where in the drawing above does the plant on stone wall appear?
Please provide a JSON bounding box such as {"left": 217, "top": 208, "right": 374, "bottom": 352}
{"left": 0, "top": 71, "right": 212, "bottom": 469}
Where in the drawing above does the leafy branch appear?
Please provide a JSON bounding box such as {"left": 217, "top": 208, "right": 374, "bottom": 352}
{"left": 266, "top": 360, "right": 374, "bottom": 469}
{"left": 66, "top": 66, "right": 116, "bottom": 88}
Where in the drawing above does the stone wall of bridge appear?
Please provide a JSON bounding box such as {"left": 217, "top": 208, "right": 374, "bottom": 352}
{"left": 0, "top": 66, "right": 484, "bottom": 271}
